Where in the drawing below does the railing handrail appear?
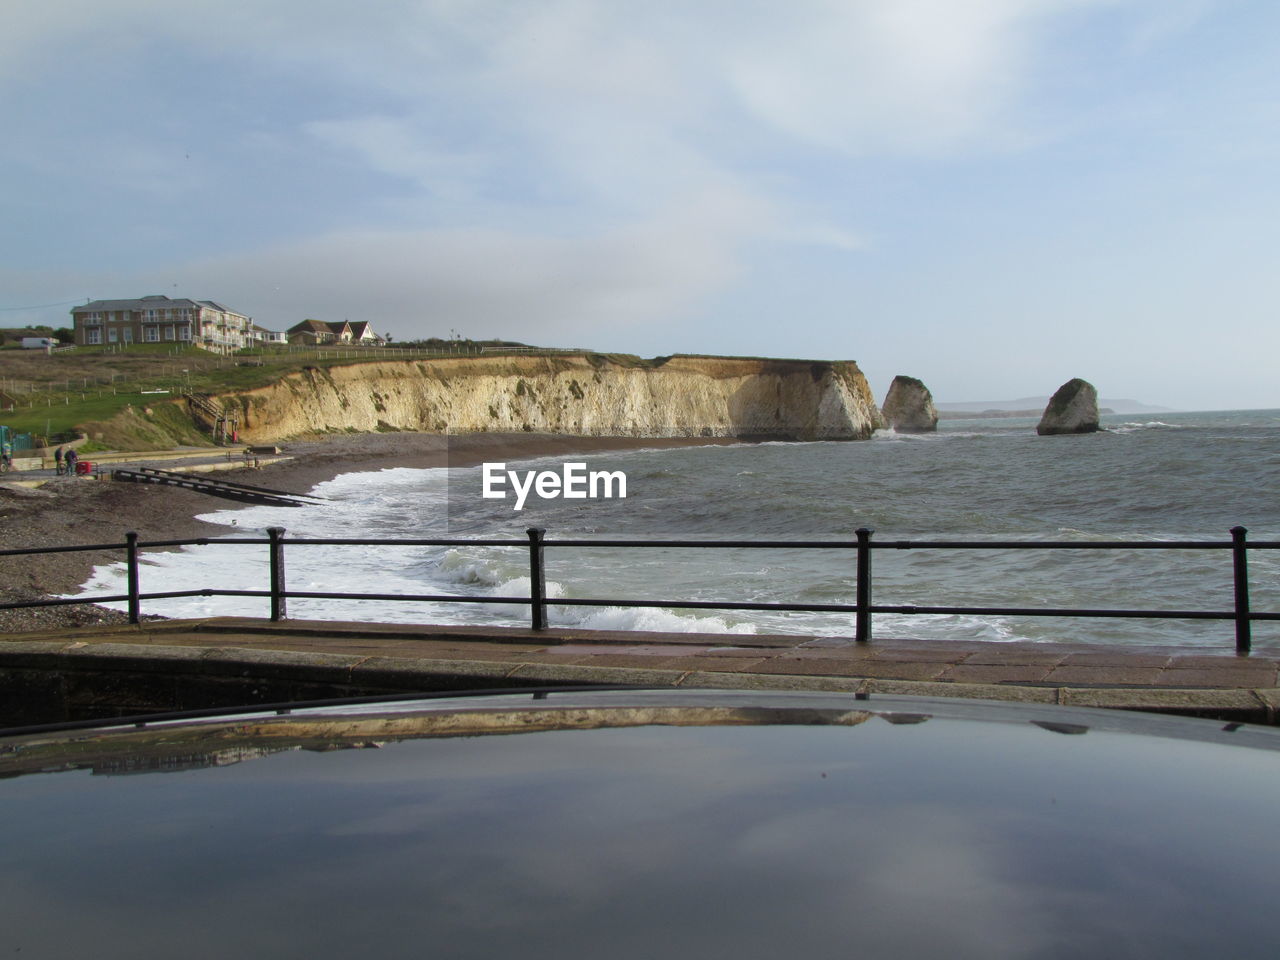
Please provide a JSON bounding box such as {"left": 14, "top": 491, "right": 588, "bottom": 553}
{"left": 2, "top": 526, "right": 1274, "bottom": 653}
{"left": 12, "top": 534, "right": 1279, "bottom": 557}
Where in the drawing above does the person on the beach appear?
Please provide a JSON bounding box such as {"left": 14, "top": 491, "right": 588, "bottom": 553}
{"left": 54, "top": 446, "right": 64, "bottom": 475}
{"left": 64, "top": 448, "right": 77, "bottom": 474}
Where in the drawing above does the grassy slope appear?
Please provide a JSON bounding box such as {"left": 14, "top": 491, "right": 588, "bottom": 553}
{"left": 2, "top": 344, "right": 601, "bottom": 447}
{"left": 0, "top": 344, "right": 429, "bottom": 442}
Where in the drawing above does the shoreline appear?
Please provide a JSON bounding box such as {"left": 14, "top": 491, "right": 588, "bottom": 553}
{"left": 0, "top": 432, "right": 739, "bottom": 633}
{"left": 245, "top": 432, "right": 743, "bottom": 496}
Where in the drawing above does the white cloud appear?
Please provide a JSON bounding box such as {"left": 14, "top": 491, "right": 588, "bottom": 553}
{"left": 5, "top": 1, "right": 1124, "bottom": 166}
{"left": 303, "top": 116, "right": 491, "bottom": 201}
{"left": 1126, "top": 0, "right": 1212, "bottom": 55}
{"left": 782, "top": 223, "right": 872, "bottom": 251}
{"left": 721, "top": 0, "right": 1111, "bottom": 154}
{"left": 19, "top": 0, "right": 1241, "bottom": 400}
{"left": 166, "top": 183, "right": 771, "bottom": 343}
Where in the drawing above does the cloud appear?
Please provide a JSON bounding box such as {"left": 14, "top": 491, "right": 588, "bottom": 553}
{"left": 7, "top": 0, "right": 1188, "bottom": 368}
{"left": 5, "top": 2, "right": 1119, "bottom": 184}
{"left": 719, "top": 0, "right": 1109, "bottom": 154}
{"left": 167, "top": 184, "right": 771, "bottom": 343}
{"left": 782, "top": 223, "right": 872, "bottom": 251}
{"left": 303, "top": 116, "right": 492, "bottom": 201}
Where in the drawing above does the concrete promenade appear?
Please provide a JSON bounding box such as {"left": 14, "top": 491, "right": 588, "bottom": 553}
{"left": 5, "top": 617, "right": 1280, "bottom": 724}
{"left": 3, "top": 446, "right": 288, "bottom": 486}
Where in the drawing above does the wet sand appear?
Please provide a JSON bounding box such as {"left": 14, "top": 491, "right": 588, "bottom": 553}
{"left": 0, "top": 432, "right": 735, "bottom": 632}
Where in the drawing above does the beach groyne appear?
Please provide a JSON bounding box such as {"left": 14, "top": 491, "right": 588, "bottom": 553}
{"left": 208, "top": 354, "right": 881, "bottom": 443}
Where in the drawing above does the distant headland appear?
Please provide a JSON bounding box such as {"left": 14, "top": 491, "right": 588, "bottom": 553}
{"left": 935, "top": 396, "right": 1173, "bottom": 420}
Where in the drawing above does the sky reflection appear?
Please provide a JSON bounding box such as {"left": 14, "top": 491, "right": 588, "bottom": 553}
{"left": 3, "top": 713, "right": 1279, "bottom": 959}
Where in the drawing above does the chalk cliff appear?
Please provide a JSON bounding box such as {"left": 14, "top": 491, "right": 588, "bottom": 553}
{"left": 881, "top": 375, "right": 938, "bottom": 433}
{"left": 207, "top": 354, "right": 882, "bottom": 444}
{"left": 1036, "top": 379, "right": 1100, "bottom": 436}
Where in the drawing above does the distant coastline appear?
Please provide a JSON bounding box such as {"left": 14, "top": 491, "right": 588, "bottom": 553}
{"left": 935, "top": 396, "right": 1173, "bottom": 420}
{"left": 938, "top": 409, "right": 1080, "bottom": 421}
{"left": 938, "top": 407, "right": 1114, "bottom": 421}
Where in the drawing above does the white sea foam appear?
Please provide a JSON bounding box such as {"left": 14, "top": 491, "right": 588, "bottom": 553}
{"left": 567, "top": 605, "right": 757, "bottom": 634}
{"left": 435, "top": 548, "right": 521, "bottom": 587}
{"left": 872, "top": 428, "right": 954, "bottom": 442}
{"left": 66, "top": 414, "right": 1280, "bottom": 649}
{"left": 1109, "top": 420, "right": 1181, "bottom": 434}
{"left": 478, "top": 576, "right": 566, "bottom": 618}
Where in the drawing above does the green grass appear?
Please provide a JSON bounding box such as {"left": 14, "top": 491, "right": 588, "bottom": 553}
{"left": 0, "top": 346, "right": 462, "bottom": 446}
{"left": 2, "top": 393, "right": 146, "bottom": 436}
{"left": 3, "top": 342, "right": 782, "bottom": 448}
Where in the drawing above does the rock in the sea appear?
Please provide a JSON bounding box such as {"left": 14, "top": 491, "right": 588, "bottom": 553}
{"left": 880, "top": 375, "right": 938, "bottom": 433}
{"left": 1036, "top": 379, "right": 1100, "bottom": 435}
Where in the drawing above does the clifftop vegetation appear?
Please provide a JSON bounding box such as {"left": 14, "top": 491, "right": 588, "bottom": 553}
{"left": 0, "top": 344, "right": 874, "bottom": 451}
{"left": 0, "top": 342, "right": 509, "bottom": 446}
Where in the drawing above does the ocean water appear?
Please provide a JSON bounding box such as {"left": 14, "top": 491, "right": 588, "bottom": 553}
{"left": 75, "top": 409, "right": 1280, "bottom": 649}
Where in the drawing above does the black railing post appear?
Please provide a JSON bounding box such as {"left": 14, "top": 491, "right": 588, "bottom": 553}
{"left": 1231, "top": 525, "right": 1251, "bottom": 654}
{"left": 267, "top": 526, "right": 287, "bottom": 622}
{"left": 527, "top": 527, "right": 548, "bottom": 631}
{"left": 125, "top": 531, "right": 140, "bottom": 624}
{"left": 855, "top": 527, "right": 873, "bottom": 642}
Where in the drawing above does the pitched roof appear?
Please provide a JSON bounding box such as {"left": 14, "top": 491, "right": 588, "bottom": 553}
{"left": 199, "top": 300, "right": 241, "bottom": 313}
{"left": 347, "top": 321, "right": 384, "bottom": 340}
{"left": 72, "top": 296, "right": 246, "bottom": 317}
{"left": 287, "top": 319, "right": 338, "bottom": 334}
{"left": 74, "top": 297, "right": 195, "bottom": 312}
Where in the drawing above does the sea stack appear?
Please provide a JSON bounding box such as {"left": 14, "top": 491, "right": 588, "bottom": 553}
{"left": 1036, "top": 379, "right": 1100, "bottom": 435}
{"left": 881, "top": 375, "right": 938, "bottom": 433}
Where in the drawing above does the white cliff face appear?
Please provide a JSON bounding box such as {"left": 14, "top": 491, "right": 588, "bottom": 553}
{"left": 219, "top": 355, "right": 881, "bottom": 443}
{"left": 1036, "top": 378, "right": 1101, "bottom": 436}
{"left": 880, "top": 375, "right": 938, "bottom": 433}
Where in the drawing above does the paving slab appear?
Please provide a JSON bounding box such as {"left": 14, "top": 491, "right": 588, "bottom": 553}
{"left": 748, "top": 657, "right": 950, "bottom": 681}
{"left": 657, "top": 656, "right": 771, "bottom": 673}
{"left": 1059, "top": 653, "right": 1174, "bottom": 667}
{"left": 1155, "top": 667, "right": 1279, "bottom": 688}
{"left": 946, "top": 649, "right": 1069, "bottom": 666}
{"left": 938, "top": 664, "right": 1056, "bottom": 684}
{"left": 5, "top": 616, "right": 1280, "bottom": 723}
{"left": 863, "top": 646, "right": 981, "bottom": 663}
{"left": 1042, "top": 665, "right": 1169, "bottom": 685}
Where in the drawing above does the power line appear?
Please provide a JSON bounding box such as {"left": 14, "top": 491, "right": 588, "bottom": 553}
{"left": 0, "top": 298, "right": 86, "bottom": 312}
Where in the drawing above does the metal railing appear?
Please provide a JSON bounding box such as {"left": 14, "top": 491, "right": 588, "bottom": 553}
{"left": 2, "top": 526, "right": 1277, "bottom": 652}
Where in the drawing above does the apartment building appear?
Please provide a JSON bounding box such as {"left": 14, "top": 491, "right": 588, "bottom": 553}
{"left": 71, "top": 295, "right": 253, "bottom": 354}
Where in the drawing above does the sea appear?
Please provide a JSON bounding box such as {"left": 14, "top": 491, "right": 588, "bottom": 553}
{"left": 75, "top": 409, "right": 1280, "bottom": 650}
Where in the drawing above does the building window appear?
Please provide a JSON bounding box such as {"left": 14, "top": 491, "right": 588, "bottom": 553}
{"left": 123, "top": 328, "right": 133, "bottom": 343}
{"left": 163, "top": 326, "right": 174, "bottom": 341}
{"left": 86, "top": 329, "right": 102, "bottom": 344}
{"left": 178, "top": 325, "right": 191, "bottom": 341}
{"left": 144, "top": 326, "right": 159, "bottom": 343}
{"left": 108, "top": 328, "right": 118, "bottom": 343}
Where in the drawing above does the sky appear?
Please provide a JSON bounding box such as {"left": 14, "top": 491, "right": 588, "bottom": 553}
{"left": 2, "top": 0, "right": 1278, "bottom": 411}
